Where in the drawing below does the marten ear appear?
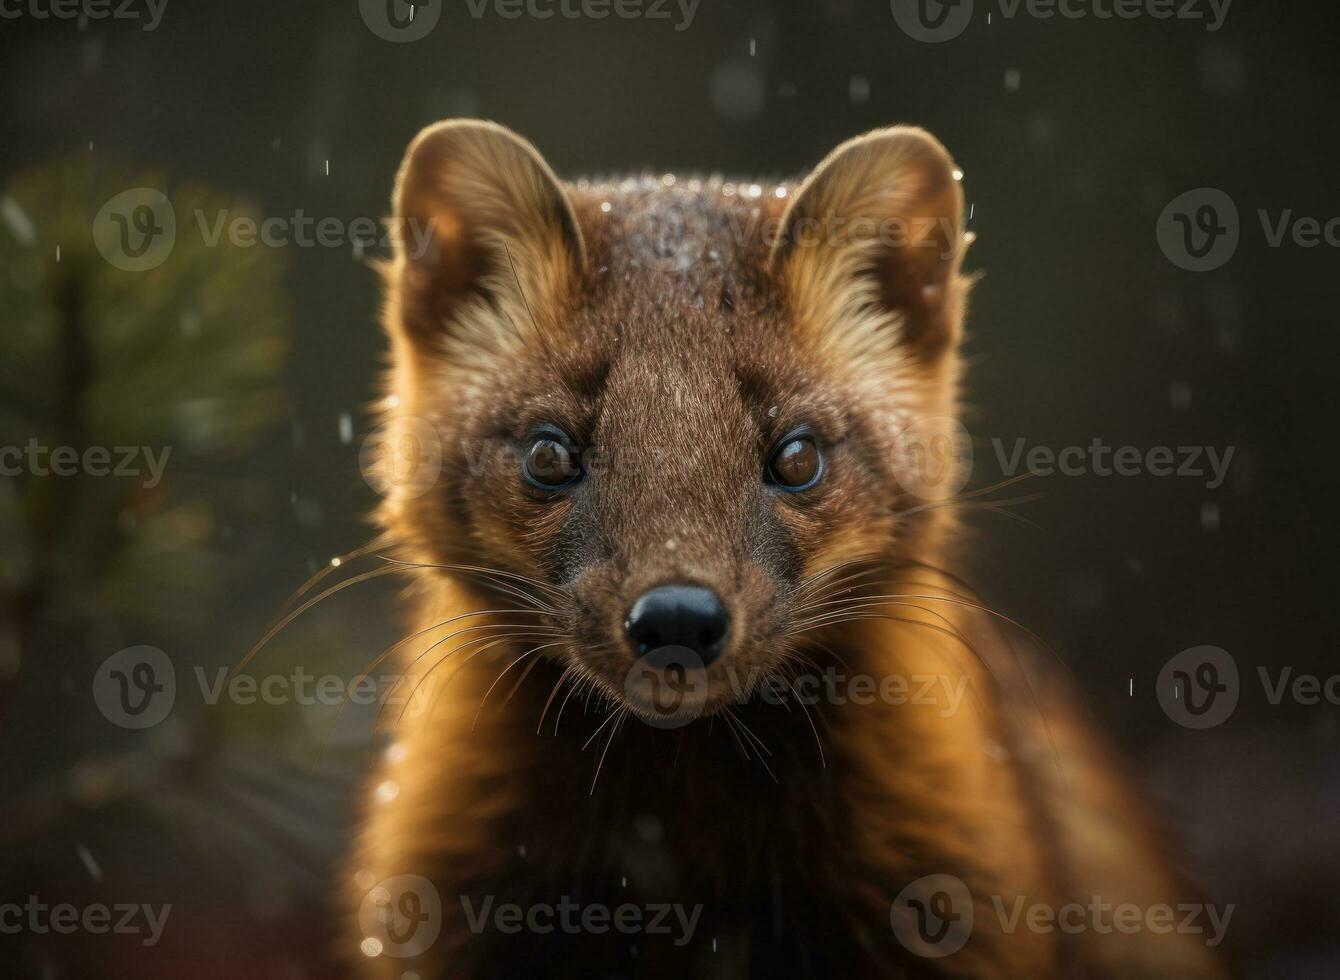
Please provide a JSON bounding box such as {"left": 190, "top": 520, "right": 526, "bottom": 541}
{"left": 389, "top": 119, "right": 585, "bottom": 352}
{"left": 769, "top": 126, "right": 968, "bottom": 361}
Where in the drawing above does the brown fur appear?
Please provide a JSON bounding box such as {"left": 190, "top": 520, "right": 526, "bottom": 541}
{"left": 346, "top": 120, "right": 1229, "bottom": 979}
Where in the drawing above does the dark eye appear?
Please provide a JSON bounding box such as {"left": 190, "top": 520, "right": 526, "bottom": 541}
{"left": 522, "top": 431, "right": 582, "bottom": 490}
{"left": 766, "top": 432, "right": 823, "bottom": 491}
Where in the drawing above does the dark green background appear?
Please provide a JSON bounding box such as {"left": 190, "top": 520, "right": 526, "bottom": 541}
{"left": 2, "top": 1, "right": 1338, "bottom": 975}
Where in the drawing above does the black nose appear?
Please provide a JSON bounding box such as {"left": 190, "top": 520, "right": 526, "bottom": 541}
{"left": 625, "top": 585, "right": 730, "bottom": 665}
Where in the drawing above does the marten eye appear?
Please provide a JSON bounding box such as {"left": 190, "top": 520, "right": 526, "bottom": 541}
{"left": 522, "top": 430, "right": 582, "bottom": 490}
{"left": 766, "top": 431, "right": 823, "bottom": 492}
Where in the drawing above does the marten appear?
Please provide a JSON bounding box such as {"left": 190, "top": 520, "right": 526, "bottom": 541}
{"left": 346, "top": 120, "right": 1229, "bottom": 979}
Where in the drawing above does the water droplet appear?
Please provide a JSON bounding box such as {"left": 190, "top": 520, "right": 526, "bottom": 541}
{"left": 711, "top": 58, "right": 766, "bottom": 122}
{"left": 1199, "top": 41, "right": 1246, "bottom": 97}
{"left": 1, "top": 197, "right": 36, "bottom": 246}
{"left": 76, "top": 844, "right": 102, "bottom": 882}
{"left": 633, "top": 813, "right": 663, "bottom": 842}
{"left": 1169, "top": 382, "right": 1192, "bottom": 412}
{"left": 849, "top": 75, "right": 870, "bottom": 104}
{"left": 1201, "top": 502, "right": 1221, "bottom": 532}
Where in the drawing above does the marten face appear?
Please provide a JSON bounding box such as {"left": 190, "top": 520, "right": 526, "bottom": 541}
{"left": 376, "top": 121, "right": 970, "bottom": 719}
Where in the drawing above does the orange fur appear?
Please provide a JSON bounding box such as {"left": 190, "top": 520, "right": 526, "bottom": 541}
{"left": 346, "top": 121, "right": 1228, "bottom": 980}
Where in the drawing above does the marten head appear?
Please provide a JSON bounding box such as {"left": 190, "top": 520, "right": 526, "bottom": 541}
{"left": 374, "top": 120, "right": 971, "bottom": 721}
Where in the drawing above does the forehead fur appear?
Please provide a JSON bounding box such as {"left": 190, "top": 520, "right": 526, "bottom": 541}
{"left": 409, "top": 172, "right": 957, "bottom": 423}
{"left": 377, "top": 124, "right": 970, "bottom": 578}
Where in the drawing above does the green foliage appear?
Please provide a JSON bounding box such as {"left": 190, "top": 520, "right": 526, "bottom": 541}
{"left": 0, "top": 157, "right": 291, "bottom": 641}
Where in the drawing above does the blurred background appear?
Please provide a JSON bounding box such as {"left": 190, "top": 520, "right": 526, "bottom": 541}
{"left": 1, "top": 1, "right": 1337, "bottom": 976}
